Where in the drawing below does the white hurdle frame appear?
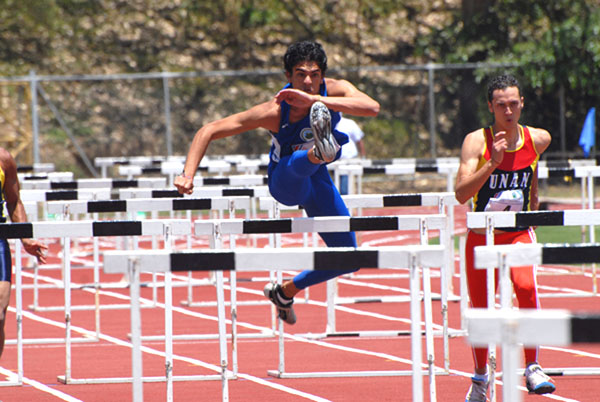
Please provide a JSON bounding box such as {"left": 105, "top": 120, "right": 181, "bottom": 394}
{"left": 43, "top": 196, "right": 251, "bottom": 308}
{"left": 258, "top": 192, "right": 459, "bottom": 371}
{"left": 466, "top": 209, "right": 600, "bottom": 401}
{"left": 473, "top": 242, "right": 600, "bottom": 401}
{"left": 195, "top": 214, "right": 450, "bottom": 399}
{"left": 20, "top": 177, "right": 167, "bottom": 190}
{"left": 467, "top": 209, "right": 600, "bottom": 299}
{"left": 466, "top": 308, "right": 600, "bottom": 402}
{"left": 0, "top": 241, "right": 25, "bottom": 387}
{"left": 103, "top": 245, "right": 445, "bottom": 402}
{"left": 0, "top": 219, "right": 227, "bottom": 397}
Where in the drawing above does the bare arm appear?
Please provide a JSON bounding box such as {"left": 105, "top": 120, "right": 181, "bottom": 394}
{"left": 356, "top": 139, "right": 366, "bottom": 158}
{"left": 274, "top": 78, "right": 380, "bottom": 117}
{"left": 529, "top": 127, "right": 551, "bottom": 211}
{"left": 1, "top": 150, "right": 47, "bottom": 263}
{"left": 454, "top": 129, "right": 508, "bottom": 204}
{"left": 175, "top": 100, "right": 280, "bottom": 195}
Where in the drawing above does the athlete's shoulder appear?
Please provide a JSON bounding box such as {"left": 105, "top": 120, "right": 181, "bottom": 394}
{"left": 323, "top": 77, "right": 355, "bottom": 96}
{"left": 462, "top": 128, "right": 487, "bottom": 148}
{"left": 0, "top": 148, "right": 13, "bottom": 169}
{"left": 525, "top": 126, "right": 551, "bottom": 153}
{"left": 239, "top": 98, "right": 281, "bottom": 130}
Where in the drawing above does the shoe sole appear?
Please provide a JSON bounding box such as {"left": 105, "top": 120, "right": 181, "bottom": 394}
{"left": 528, "top": 383, "right": 556, "bottom": 395}
{"left": 310, "top": 102, "right": 336, "bottom": 162}
{"left": 263, "top": 284, "right": 297, "bottom": 325}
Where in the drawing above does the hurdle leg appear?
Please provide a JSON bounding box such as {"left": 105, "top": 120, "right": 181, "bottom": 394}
{"left": 438, "top": 221, "right": 451, "bottom": 372}
{"left": 459, "top": 236, "right": 468, "bottom": 332}
{"left": 93, "top": 212, "right": 101, "bottom": 339}
{"left": 586, "top": 173, "right": 597, "bottom": 295}
{"left": 63, "top": 236, "right": 73, "bottom": 383}
{"left": 422, "top": 266, "right": 437, "bottom": 401}
{"left": 409, "top": 253, "right": 423, "bottom": 402}
{"left": 228, "top": 202, "right": 239, "bottom": 376}
{"left": 501, "top": 333, "right": 522, "bottom": 402}
{"left": 164, "top": 225, "right": 174, "bottom": 402}
{"left": 485, "top": 216, "right": 497, "bottom": 402}
{"left": 15, "top": 241, "right": 24, "bottom": 385}
{"left": 326, "top": 279, "right": 337, "bottom": 334}
{"left": 419, "top": 217, "right": 438, "bottom": 400}
{"left": 128, "top": 257, "right": 144, "bottom": 402}
{"left": 31, "top": 260, "right": 40, "bottom": 310}
{"left": 214, "top": 270, "right": 230, "bottom": 401}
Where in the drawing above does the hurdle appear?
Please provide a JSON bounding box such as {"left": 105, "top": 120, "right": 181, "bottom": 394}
{"left": 103, "top": 245, "right": 446, "bottom": 402}
{"left": 19, "top": 171, "right": 74, "bottom": 182}
{"left": 0, "top": 241, "right": 27, "bottom": 387}
{"left": 473, "top": 241, "right": 600, "bottom": 402}
{"left": 195, "top": 214, "right": 450, "bottom": 388}
{"left": 20, "top": 177, "right": 167, "bottom": 191}
{"left": 333, "top": 158, "right": 460, "bottom": 195}
{"left": 0, "top": 219, "right": 194, "bottom": 388}
{"left": 464, "top": 208, "right": 600, "bottom": 401}
{"left": 118, "top": 160, "right": 231, "bottom": 185}
{"left": 118, "top": 185, "right": 269, "bottom": 220}
{"left": 16, "top": 163, "right": 55, "bottom": 174}
{"left": 22, "top": 196, "right": 251, "bottom": 314}
{"left": 466, "top": 308, "right": 600, "bottom": 402}
{"left": 257, "top": 193, "right": 459, "bottom": 370}
{"left": 467, "top": 209, "right": 600, "bottom": 297}
{"left": 94, "top": 155, "right": 185, "bottom": 178}
{"left": 44, "top": 194, "right": 259, "bottom": 378}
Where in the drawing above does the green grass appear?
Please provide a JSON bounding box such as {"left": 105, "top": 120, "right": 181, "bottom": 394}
{"left": 426, "top": 225, "right": 600, "bottom": 250}
{"left": 534, "top": 225, "right": 600, "bottom": 244}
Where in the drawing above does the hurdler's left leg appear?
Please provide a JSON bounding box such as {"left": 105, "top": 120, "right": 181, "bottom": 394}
{"left": 510, "top": 229, "right": 540, "bottom": 365}
{"left": 292, "top": 168, "right": 357, "bottom": 291}
{"left": 0, "top": 281, "right": 11, "bottom": 359}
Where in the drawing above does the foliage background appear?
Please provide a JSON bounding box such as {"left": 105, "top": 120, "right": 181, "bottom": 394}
{"left": 0, "top": 0, "right": 598, "bottom": 175}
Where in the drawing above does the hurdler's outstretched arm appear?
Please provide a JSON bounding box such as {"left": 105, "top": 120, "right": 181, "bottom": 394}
{"left": 175, "top": 100, "right": 280, "bottom": 195}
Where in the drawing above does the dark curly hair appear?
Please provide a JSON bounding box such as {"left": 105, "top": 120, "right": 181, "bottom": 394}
{"left": 487, "top": 74, "right": 522, "bottom": 102}
{"left": 283, "top": 41, "right": 328, "bottom": 75}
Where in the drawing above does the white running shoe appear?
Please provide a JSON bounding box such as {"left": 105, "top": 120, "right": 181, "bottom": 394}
{"left": 525, "top": 363, "right": 556, "bottom": 395}
{"left": 310, "top": 101, "right": 339, "bottom": 163}
{"left": 465, "top": 377, "right": 489, "bottom": 402}
{"left": 263, "top": 282, "right": 296, "bottom": 325}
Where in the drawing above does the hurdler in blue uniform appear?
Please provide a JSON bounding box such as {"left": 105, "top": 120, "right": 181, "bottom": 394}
{"left": 176, "top": 40, "right": 380, "bottom": 324}
{"left": 0, "top": 148, "right": 48, "bottom": 359}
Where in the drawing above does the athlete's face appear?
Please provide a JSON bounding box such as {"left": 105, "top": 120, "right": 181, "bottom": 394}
{"left": 488, "top": 86, "right": 523, "bottom": 128}
{"left": 286, "top": 61, "right": 323, "bottom": 94}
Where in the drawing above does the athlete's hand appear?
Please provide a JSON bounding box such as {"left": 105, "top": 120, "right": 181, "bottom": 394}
{"left": 174, "top": 174, "right": 194, "bottom": 195}
{"left": 22, "top": 239, "right": 48, "bottom": 264}
{"left": 274, "top": 89, "right": 319, "bottom": 108}
{"left": 490, "top": 131, "right": 508, "bottom": 167}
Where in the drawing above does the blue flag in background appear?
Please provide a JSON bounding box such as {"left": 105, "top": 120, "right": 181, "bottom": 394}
{"left": 579, "top": 107, "right": 596, "bottom": 157}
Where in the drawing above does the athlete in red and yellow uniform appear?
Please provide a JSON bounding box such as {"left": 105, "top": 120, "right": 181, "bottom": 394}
{"left": 455, "top": 75, "right": 555, "bottom": 400}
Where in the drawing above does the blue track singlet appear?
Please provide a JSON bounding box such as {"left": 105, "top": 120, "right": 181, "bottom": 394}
{"left": 267, "top": 81, "right": 358, "bottom": 290}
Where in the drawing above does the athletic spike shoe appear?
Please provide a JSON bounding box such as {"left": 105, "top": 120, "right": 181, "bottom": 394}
{"left": 263, "top": 282, "right": 297, "bottom": 325}
{"left": 525, "top": 363, "right": 555, "bottom": 395}
{"left": 310, "top": 101, "right": 339, "bottom": 163}
{"left": 464, "top": 377, "right": 489, "bottom": 402}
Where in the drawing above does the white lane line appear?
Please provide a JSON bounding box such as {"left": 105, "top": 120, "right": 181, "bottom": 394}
{"left": 0, "top": 367, "right": 83, "bottom": 402}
